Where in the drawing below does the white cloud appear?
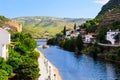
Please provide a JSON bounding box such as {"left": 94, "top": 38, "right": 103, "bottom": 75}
{"left": 94, "top": 0, "right": 109, "bottom": 5}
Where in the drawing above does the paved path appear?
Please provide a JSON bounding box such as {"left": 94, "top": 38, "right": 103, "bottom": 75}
{"left": 36, "top": 49, "right": 62, "bottom": 80}
{"left": 84, "top": 41, "right": 120, "bottom": 47}
{"left": 98, "top": 43, "right": 120, "bottom": 47}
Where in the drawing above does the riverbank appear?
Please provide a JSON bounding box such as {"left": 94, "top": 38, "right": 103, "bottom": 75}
{"left": 36, "top": 49, "right": 62, "bottom": 80}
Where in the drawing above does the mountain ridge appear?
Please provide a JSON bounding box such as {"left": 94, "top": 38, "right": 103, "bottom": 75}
{"left": 97, "top": 0, "right": 120, "bottom": 16}
{"left": 13, "top": 16, "right": 90, "bottom": 27}
{"left": 13, "top": 16, "right": 90, "bottom": 38}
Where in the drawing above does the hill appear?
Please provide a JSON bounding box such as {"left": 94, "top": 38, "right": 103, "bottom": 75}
{"left": 97, "top": 7, "right": 120, "bottom": 31}
{"left": 13, "top": 16, "right": 88, "bottom": 27}
{"left": 13, "top": 16, "right": 90, "bottom": 38}
{"left": 0, "top": 16, "right": 9, "bottom": 27}
{"left": 97, "top": 0, "right": 120, "bottom": 16}
{"left": 84, "top": 0, "right": 120, "bottom": 33}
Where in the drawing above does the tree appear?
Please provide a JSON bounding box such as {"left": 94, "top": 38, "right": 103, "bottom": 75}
{"left": 29, "top": 51, "right": 40, "bottom": 60}
{"left": 97, "top": 28, "right": 108, "bottom": 43}
{"left": 74, "top": 23, "right": 76, "bottom": 31}
{"left": 63, "top": 26, "right": 66, "bottom": 36}
{"left": 8, "top": 57, "right": 21, "bottom": 71}
{"left": 0, "top": 69, "right": 8, "bottom": 80}
{"left": 76, "top": 34, "right": 83, "bottom": 52}
{"left": 13, "top": 33, "right": 37, "bottom": 55}
{"left": 0, "top": 57, "right": 13, "bottom": 76}
{"left": 0, "top": 64, "right": 13, "bottom": 76}
{"left": 18, "top": 56, "right": 40, "bottom": 80}
{"left": 9, "top": 32, "right": 40, "bottom": 80}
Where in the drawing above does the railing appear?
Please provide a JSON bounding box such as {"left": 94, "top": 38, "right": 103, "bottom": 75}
{"left": 83, "top": 41, "right": 120, "bottom": 47}
{"left": 98, "top": 43, "right": 120, "bottom": 47}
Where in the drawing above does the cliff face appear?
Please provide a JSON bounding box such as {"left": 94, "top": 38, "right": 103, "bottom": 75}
{"left": 97, "top": 0, "right": 120, "bottom": 16}
{"left": 3, "top": 21, "right": 22, "bottom": 32}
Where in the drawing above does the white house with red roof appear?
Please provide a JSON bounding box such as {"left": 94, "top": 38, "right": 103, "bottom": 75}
{"left": 84, "top": 33, "right": 96, "bottom": 43}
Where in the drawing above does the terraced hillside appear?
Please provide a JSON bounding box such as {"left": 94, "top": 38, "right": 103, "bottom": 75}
{"left": 13, "top": 16, "right": 90, "bottom": 38}
{"left": 97, "top": 8, "right": 120, "bottom": 31}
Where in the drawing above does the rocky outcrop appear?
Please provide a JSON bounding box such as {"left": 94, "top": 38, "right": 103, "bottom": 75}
{"left": 3, "top": 21, "right": 22, "bottom": 32}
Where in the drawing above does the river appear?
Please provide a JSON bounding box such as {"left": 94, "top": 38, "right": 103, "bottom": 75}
{"left": 37, "top": 41, "right": 120, "bottom": 80}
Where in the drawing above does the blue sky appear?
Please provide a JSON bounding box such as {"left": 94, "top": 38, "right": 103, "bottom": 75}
{"left": 0, "top": 0, "right": 109, "bottom": 18}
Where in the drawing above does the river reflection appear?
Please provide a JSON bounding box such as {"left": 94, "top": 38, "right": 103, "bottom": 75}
{"left": 37, "top": 42, "right": 120, "bottom": 80}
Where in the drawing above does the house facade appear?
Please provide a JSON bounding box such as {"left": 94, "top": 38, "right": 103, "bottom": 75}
{"left": 66, "top": 30, "right": 72, "bottom": 38}
{"left": 71, "top": 31, "right": 80, "bottom": 37}
{"left": 106, "top": 30, "right": 119, "bottom": 45}
{"left": 0, "top": 28, "right": 10, "bottom": 60}
{"left": 84, "top": 33, "right": 96, "bottom": 43}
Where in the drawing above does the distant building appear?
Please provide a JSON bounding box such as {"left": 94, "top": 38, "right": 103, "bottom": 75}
{"left": 76, "top": 26, "right": 80, "bottom": 31}
{"left": 106, "top": 30, "right": 119, "bottom": 45}
{"left": 71, "top": 31, "right": 80, "bottom": 37}
{"left": 0, "top": 28, "right": 10, "bottom": 60}
{"left": 84, "top": 33, "right": 96, "bottom": 43}
{"left": 65, "top": 30, "right": 72, "bottom": 38}
{"left": 2, "top": 21, "right": 22, "bottom": 32}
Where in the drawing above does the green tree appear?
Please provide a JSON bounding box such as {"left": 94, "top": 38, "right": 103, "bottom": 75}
{"left": 29, "top": 51, "right": 40, "bottom": 60}
{"left": 18, "top": 56, "right": 40, "bottom": 80}
{"left": 0, "top": 69, "right": 8, "bottom": 80}
{"left": 0, "top": 57, "right": 13, "bottom": 76}
{"left": 9, "top": 32, "right": 40, "bottom": 80}
{"left": 74, "top": 23, "right": 76, "bottom": 31}
{"left": 97, "top": 28, "right": 108, "bottom": 43}
{"left": 13, "top": 33, "right": 37, "bottom": 55}
{"left": 76, "top": 34, "right": 83, "bottom": 52}
{"left": 63, "top": 26, "right": 66, "bottom": 36}
{"left": 111, "top": 21, "right": 120, "bottom": 30}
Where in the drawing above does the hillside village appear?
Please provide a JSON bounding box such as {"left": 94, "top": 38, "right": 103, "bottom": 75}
{"left": 47, "top": 0, "right": 120, "bottom": 63}
{"left": 59, "top": 24, "right": 120, "bottom": 46}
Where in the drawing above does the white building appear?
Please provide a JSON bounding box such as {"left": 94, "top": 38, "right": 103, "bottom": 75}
{"left": 106, "top": 30, "right": 119, "bottom": 45}
{"left": 76, "top": 26, "right": 80, "bottom": 31}
{"left": 71, "top": 31, "right": 80, "bottom": 37}
{"left": 84, "top": 33, "right": 96, "bottom": 42}
{"left": 66, "top": 30, "right": 71, "bottom": 38}
{"left": 0, "top": 28, "right": 10, "bottom": 60}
